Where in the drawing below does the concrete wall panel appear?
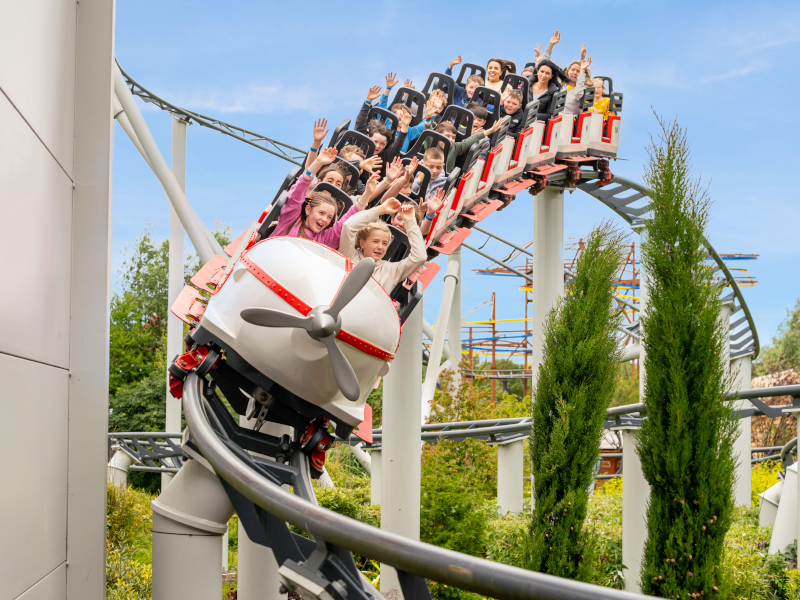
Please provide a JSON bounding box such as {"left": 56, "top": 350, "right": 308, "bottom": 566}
{"left": 0, "top": 354, "right": 68, "bottom": 600}
{"left": 15, "top": 563, "right": 66, "bottom": 600}
{"left": 0, "top": 94, "right": 73, "bottom": 369}
{"left": 0, "top": 0, "right": 76, "bottom": 176}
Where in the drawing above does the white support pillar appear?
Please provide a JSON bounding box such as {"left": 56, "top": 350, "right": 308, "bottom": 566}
{"left": 370, "top": 448, "right": 382, "bottom": 505}
{"left": 531, "top": 187, "right": 564, "bottom": 372}
{"left": 381, "top": 302, "right": 423, "bottom": 600}
{"left": 496, "top": 439, "right": 525, "bottom": 515}
{"left": 107, "top": 449, "right": 134, "bottom": 488}
{"left": 731, "top": 355, "right": 752, "bottom": 506}
{"left": 446, "top": 247, "right": 463, "bottom": 387}
{"left": 619, "top": 427, "right": 648, "bottom": 594}
{"left": 530, "top": 187, "right": 565, "bottom": 503}
{"left": 164, "top": 117, "right": 188, "bottom": 490}
{"left": 421, "top": 261, "right": 459, "bottom": 423}
{"left": 237, "top": 418, "right": 290, "bottom": 600}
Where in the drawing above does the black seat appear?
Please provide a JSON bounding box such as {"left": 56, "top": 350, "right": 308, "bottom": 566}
{"left": 488, "top": 116, "right": 510, "bottom": 147}
{"left": 390, "top": 279, "right": 422, "bottom": 325}
{"left": 609, "top": 92, "right": 623, "bottom": 114}
{"left": 389, "top": 87, "right": 427, "bottom": 126}
{"left": 366, "top": 106, "right": 399, "bottom": 133}
{"left": 456, "top": 140, "right": 483, "bottom": 174}
{"left": 523, "top": 61, "right": 537, "bottom": 72}
{"left": 333, "top": 158, "right": 360, "bottom": 192}
{"left": 441, "top": 167, "right": 461, "bottom": 197}
{"left": 455, "top": 63, "right": 486, "bottom": 86}
{"left": 523, "top": 100, "right": 540, "bottom": 127}
{"left": 328, "top": 119, "right": 351, "bottom": 148}
{"left": 402, "top": 130, "right": 452, "bottom": 162}
{"left": 258, "top": 191, "right": 289, "bottom": 239}
{"left": 579, "top": 87, "right": 596, "bottom": 112}
{"left": 470, "top": 87, "right": 501, "bottom": 126}
{"left": 438, "top": 106, "right": 474, "bottom": 143}
{"left": 421, "top": 72, "right": 457, "bottom": 107}
{"left": 385, "top": 224, "right": 411, "bottom": 263}
{"left": 550, "top": 89, "right": 568, "bottom": 117}
{"left": 598, "top": 76, "right": 614, "bottom": 95}
{"left": 335, "top": 130, "right": 376, "bottom": 158}
{"left": 500, "top": 73, "right": 531, "bottom": 107}
{"left": 313, "top": 182, "right": 353, "bottom": 218}
{"left": 403, "top": 159, "right": 431, "bottom": 202}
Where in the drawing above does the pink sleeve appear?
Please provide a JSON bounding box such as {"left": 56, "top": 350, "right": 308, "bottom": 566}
{"left": 274, "top": 175, "right": 313, "bottom": 236}
{"left": 318, "top": 204, "right": 361, "bottom": 249}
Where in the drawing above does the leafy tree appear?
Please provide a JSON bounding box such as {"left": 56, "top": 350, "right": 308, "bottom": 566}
{"left": 754, "top": 298, "right": 800, "bottom": 376}
{"left": 636, "top": 118, "right": 737, "bottom": 597}
{"left": 527, "top": 223, "right": 626, "bottom": 581}
{"left": 108, "top": 369, "right": 167, "bottom": 433}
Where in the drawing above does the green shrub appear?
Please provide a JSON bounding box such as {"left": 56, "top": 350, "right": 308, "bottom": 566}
{"left": 107, "top": 483, "right": 155, "bottom": 597}
{"left": 752, "top": 462, "right": 783, "bottom": 507}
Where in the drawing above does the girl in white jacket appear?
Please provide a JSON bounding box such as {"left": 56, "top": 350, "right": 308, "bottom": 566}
{"left": 339, "top": 198, "right": 427, "bottom": 291}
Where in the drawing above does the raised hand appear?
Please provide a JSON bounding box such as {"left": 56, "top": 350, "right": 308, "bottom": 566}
{"left": 486, "top": 117, "right": 504, "bottom": 135}
{"left": 424, "top": 97, "right": 438, "bottom": 118}
{"left": 400, "top": 110, "right": 413, "bottom": 127}
{"left": 449, "top": 55, "right": 463, "bottom": 69}
{"left": 549, "top": 30, "right": 561, "bottom": 46}
{"left": 366, "top": 85, "right": 382, "bottom": 102}
{"left": 534, "top": 44, "right": 543, "bottom": 64}
{"left": 381, "top": 197, "right": 402, "bottom": 215}
{"left": 426, "top": 188, "right": 445, "bottom": 214}
{"left": 385, "top": 72, "right": 398, "bottom": 90}
{"left": 405, "top": 156, "right": 419, "bottom": 179}
{"left": 500, "top": 87, "right": 511, "bottom": 103}
{"left": 580, "top": 43, "right": 587, "bottom": 61}
{"left": 581, "top": 56, "right": 592, "bottom": 71}
{"left": 312, "top": 118, "right": 329, "bottom": 147}
{"left": 387, "top": 156, "right": 403, "bottom": 182}
{"left": 317, "top": 147, "right": 338, "bottom": 165}
{"left": 360, "top": 155, "right": 382, "bottom": 175}
{"left": 404, "top": 78, "right": 414, "bottom": 89}
{"left": 365, "top": 172, "right": 380, "bottom": 196}
{"left": 399, "top": 203, "right": 417, "bottom": 221}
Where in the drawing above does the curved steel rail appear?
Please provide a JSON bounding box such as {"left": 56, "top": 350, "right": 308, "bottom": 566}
{"left": 780, "top": 437, "right": 798, "bottom": 469}
{"left": 183, "top": 373, "right": 643, "bottom": 600}
{"left": 116, "top": 61, "right": 306, "bottom": 166}
{"left": 577, "top": 175, "right": 759, "bottom": 359}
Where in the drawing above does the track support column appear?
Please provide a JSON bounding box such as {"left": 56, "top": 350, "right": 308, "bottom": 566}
{"left": 381, "top": 301, "right": 423, "bottom": 599}
{"left": 496, "top": 439, "right": 525, "bottom": 515}
{"left": 164, "top": 116, "right": 188, "bottom": 490}
{"left": 370, "top": 448, "right": 382, "bottom": 505}
{"left": 731, "top": 355, "right": 753, "bottom": 506}
{"left": 447, "top": 247, "right": 463, "bottom": 386}
{"left": 618, "top": 426, "right": 647, "bottom": 594}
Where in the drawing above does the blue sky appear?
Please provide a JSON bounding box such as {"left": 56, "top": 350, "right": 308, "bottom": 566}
{"left": 112, "top": 0, "right": 800, "bottom": 355}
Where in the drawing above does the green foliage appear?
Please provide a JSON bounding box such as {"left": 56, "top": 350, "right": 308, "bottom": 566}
{"left": 528, "top": 223, "right": 626, "bottom": 581}
{"left": 637, "top": 118, "right": 738, "bottom": 597}
{"left": 611, "top": 362, "right": 639, "bottom": 408}
{"left": 752, "top": 462, "right": 783, "bottom": 507}
{"left": 106, "top": 483, "right": 155, "bottom": 598}
{"left": 108, "top": 369, "right": 167, "bottom": 432}
{"left": 755, "top": 298, "right": 800, "bottom": 376}
{"left": 366, "top": 379, "right": 383, "bottom": 427}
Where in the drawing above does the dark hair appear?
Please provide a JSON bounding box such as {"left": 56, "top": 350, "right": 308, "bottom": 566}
{"left": 436, "top": 122, "right": 458, "bottom": 136}
{"left": 469, "top": 104, "right": 490, "bottom": 121}
{"left": 487, "top": 58, "right": 508, "bottom": 80}
{"left": 504, "top": 60, "right": 517, "bottom": 74}
{"left": 533, "top": 59, "right": 565, "bottom": 89}
{"left": 367, "top": 121, "right": 393, "bottom": 144}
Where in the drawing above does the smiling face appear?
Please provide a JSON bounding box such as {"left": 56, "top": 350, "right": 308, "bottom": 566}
{"left": 503, "top": 97, "right": 522, "bottom": 114}
{"left": 441, "top": 130, "right": 456, "bottom": 145}
{"left": 465, "top": 80, "right": 480, "bottom": 98}
{"left": 487, "top": 60, "right": 503, "bottom": 82}
{"left": 536, "top": 65, "right": 552, "bottom": 85}
{"left": 304, "top": 202, "right": 336, "bottom": 233}
{"left": 321, "top": 170, "right": 344, "bottom": 189}
{"left": 359, "top": 230, "right": 391, "bottom": 260}
{"left": 593, "top": 81, "right": 605, "bottom": 98}
{"left": 390, "top": 212, "right": 407, "bottom": 232}
{"left": 567, "top": 63, "right": 580, "bottom": 84}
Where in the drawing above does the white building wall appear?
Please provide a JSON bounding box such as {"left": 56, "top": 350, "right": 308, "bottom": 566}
{"left": 0, "top": 1, "right": 115, "bottom": 599}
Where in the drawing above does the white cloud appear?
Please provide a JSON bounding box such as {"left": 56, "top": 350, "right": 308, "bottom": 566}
{"left": 164, "top": 82, "right": 324, "bottom": 114}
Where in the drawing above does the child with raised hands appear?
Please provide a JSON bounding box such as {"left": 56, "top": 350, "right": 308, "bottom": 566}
{"left": 445, "top": 56, "right": 486, "bottom": 108}
{"left": 274, "top": 147, "right": 364, "bottom": 250}
{"left": 304, "top": 118, "right": 329, "bottom": 169}
{"left": 339, "top": 197, "right": 427, "bottom": 291}
{"left": 417, "top": 188, "right": 446, "bottom": 237}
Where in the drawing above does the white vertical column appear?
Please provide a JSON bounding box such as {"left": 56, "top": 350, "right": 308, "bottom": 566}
{"left": 447, "top": 247, "right": 463, "bottom": 387}
{"left": 370, "top": 448, "right": 383, "bottom": 505}
{"left": 531, "top": 187, "right": 565, "bottom": 503}
{"left": 381, "top": 302, "right": 423, "bottom": 600}
{"left": 621, "top": 225, "right": 650, "bottom": 594}
{"left": 619, "top": 427, "right": 648, "bottom": 594}
{"left": 237, "top": 418, "right": 290, "bottom": 600}
{"left": 496, "top": 439, "right": 524, "bottom": 515}
{"left": 531, "top": 187, "right": 564, "bottom": 371}
{"left": 164, "top": 117, "right": 188, "bottom": 490}
{"left": 731, "top": 355, "right": 753, "bottom": 506}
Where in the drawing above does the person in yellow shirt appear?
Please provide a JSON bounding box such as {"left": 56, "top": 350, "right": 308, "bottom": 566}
{"left": 590, "top": 77, "right": 611, "bottom": 117}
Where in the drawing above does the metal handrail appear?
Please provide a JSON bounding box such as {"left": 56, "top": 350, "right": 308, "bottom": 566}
{"left": 116, "top": 61, "right": 306, "bottom": 166}
{"left": 183, "top": 373, "right": 644, "bottom": 600}
{"left": 780, "top": 437, "right": 798, "bottom": 469}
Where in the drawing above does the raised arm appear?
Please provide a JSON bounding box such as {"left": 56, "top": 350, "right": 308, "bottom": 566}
{"left": 419, "top": 188, "right": 445, "bottom": 236}
{"left": 445, "top": 55, "right": 462, "bottom": 77}
{"left": 355, "top": 85, "right": 383, "bottom": 134}
{"left": 339, "top": 199, "right": 401, "bottom": 260}
{"left": 305, "top": 118, "right": 329, "bottom": 170}
{"left": 543, "top": 30, "right": 560, "bottom": 61}
{"left": 391, "top": 204, "right": 428, "bottom": 282}
{"left": 379, "top": 72, "right": 398, "bottom": 109}
{"left": 275, "top": 148, "right": 338, "bottom": 234}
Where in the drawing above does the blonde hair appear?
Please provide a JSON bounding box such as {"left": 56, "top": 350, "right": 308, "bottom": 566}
{"left": 565, "top": 60, "right": 592, "bottom": 87}
{"left": 429, "top": 88, "right": 448, "bottom": 107}
{"left": 466, "top": 74, "right": 485, "bottom": 86}
{"left": 340, "top": 144, "right": 365, "bottom": 160}
{"left": 277, "top": 191, "right": 338, "bottom": 239}
{"left": 423, "top": 146, "right": 445, "bottom": 163}
{"left": 356, "top": 220, "right": 391, "bottom": 254}
{"left": 591, "top": 78, "right": 606, "bottom": 96}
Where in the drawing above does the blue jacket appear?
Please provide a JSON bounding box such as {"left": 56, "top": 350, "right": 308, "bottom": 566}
{"left": 377, "top": 91, "right": 430, "bottom": 152}
{"left": 445, "top": 66, "right": 472, "bottom": 108}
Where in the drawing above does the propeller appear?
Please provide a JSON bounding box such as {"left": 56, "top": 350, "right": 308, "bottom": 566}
{"left": 240, "top": 258, "right": 376, "bottom": 402}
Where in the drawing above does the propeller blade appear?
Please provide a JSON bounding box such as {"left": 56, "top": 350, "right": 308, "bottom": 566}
{"left": 321, "top": 335, "right": 361, "bottom": 402}
{"left": 240, "top": 308, "right": 312, "bottom": 332}
{"left": 328, "top": 258, "right": 375, "bottom": 321}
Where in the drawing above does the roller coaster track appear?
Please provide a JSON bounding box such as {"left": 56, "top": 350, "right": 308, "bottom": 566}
{"left": 116, "top": 61, "right": 306, "bottom": 166}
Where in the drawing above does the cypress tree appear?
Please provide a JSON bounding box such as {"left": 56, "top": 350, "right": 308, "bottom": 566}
{"left": 528, "top": 223, "right": 626, "bottom": 580}
{"left": 637, "top": 118, "right": 737, "bottom": 597}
